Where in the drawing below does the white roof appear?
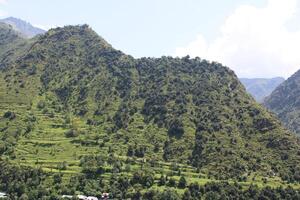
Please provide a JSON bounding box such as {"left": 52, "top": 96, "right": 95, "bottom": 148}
{"left": 87, "top": 197, "right": 98, "bottom": 200}
{"left": 62, "top": 195, "right": 73, "bottom": 199}
{"left": 77, "top": 195, "right": 88, "bottom": 200}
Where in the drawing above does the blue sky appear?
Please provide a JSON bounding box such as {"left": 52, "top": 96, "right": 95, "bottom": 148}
{"left": 0, "top": 0, "right": 266, "bottom": 57}
{"left": 1, "top": 0, "right": 300, "bottom": 78}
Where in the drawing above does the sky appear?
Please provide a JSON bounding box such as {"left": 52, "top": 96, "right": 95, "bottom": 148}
{"left": 0, "top": 0, "right": 300, "bottom": 78}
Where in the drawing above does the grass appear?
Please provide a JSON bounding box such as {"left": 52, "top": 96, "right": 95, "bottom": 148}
{"left": 2, "top": 92, "right": 299, "bottom": 192}
{"left": 8, "top": 103, "right": 300, "bottom": 190}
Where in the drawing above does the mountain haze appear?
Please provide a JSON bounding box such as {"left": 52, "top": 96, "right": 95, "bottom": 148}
{"left": 240, "top": 77, "right": 284, "bottom": 102}
{"left": 0, "top": 17, "right": 45, "bottom": 38}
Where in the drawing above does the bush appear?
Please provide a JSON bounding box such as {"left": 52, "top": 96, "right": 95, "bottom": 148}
{"left": 37, "top": 101, "right": 46, "bottom": 110}
{"left": 168, "top": 178, "right": 176, "bottom": 187}
{"left": 178, "top": 176, "right": 187, "bottom": 188}
{"left": 168, "top": 119, "right": 184, "bottom": 138}
{"left": 64, "top": 129, "right": 79, "bottom": 138}
{"left": 57, "top": 161, "right": 68, "bottom": 170}
{"left": 3, "top": 111, "right": 16, "bottom": 120}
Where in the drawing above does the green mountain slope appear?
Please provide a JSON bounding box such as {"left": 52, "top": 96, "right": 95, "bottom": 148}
{"left": 0, "top": 25, "right": 300, "bottom": 198}
{"left": 240, "top": 77, "right": 284, "bottom": 102}
{"left": 264, "top": 70, "right": 300, "bottom": 135}
{"left": 0, "top": 22, "right": 33, "bottom": 68}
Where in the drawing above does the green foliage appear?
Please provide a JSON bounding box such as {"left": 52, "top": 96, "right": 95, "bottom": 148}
{"left": 0, "top": 24, "right": 299, "bottom": 198}
{"left": 3, "top": 111, "right": 16, "bottom": 120}
{"left": 178, "top": 176, "right": 187, "bottom": 188}
{"left": 264, "top": 70, "right": 300, "bottom": 135}
{"left": 64, "top": 129, "right": 79, "bottom": 138}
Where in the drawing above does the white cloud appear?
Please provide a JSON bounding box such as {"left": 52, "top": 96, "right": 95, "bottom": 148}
{"left": 33, "top": 24, "right": 60, "bottom": 31}
{"left": 0, "top": 0, "right": 7, "bottom": 4}
{"left": 175, "top": 0, "right": 300, "bottom": 78}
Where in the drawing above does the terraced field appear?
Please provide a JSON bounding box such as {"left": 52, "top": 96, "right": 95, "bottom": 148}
{"left": 0, "top": 68, "right": 300, "bottom": 192}
{"left": 14, "top": 107, "right": 99, "bottom": 173}
{"left": 1, "top": 25, "right": 300, "bottom": 199}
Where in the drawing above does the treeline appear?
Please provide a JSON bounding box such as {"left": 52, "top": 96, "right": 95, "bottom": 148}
{"left": 2, "top": 159, "right": 300, "bottom": 200}
{"left": 0, "top": 161, "right": 58, "bottom": 200}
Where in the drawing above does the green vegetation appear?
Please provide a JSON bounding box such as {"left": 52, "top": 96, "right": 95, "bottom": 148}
{"left": 0, "top": 24, "right": 300, "bottom": 199}
{"left": 1, "top": 160, "right": 300, "bottom": 199}
{"left": 265, "top": 70, "right": 300, "bottom": 135}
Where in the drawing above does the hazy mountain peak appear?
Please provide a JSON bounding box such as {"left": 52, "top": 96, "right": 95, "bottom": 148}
{"left": 0, "top": 22, "right": 25, "bottom": 47}
{"left": 240, "top": 77, "right": 285, "bottom": 102}
{"left": 0, "top": 17, "right": 45, "bottom": 38}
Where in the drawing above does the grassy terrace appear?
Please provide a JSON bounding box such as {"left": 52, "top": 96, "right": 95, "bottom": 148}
{"left": 0, "top": 92, "right": 297, "bottom": 191}
{"left": 0, "top": 25, "right": 299, "bottom": 199}
{"left": 0, "top": 87, "right": 298, "bottom": 194}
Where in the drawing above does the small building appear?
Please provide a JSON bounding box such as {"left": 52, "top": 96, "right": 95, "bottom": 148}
{"left": 77, "top": 195, "right": 88, "bottom": 200}
{"left": 0, "top": 192, "right": 7, "bottom": 198}
{"left": 87, "top": 196, "right": 98, "bottom": 200}
{"left": 62, "top": 195, "right": 73, "bottom": 199}
{"left": 101, "top": 193, "right": 109, "bottom": 199}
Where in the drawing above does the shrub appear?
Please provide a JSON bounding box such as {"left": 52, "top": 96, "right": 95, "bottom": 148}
{"left": 3, "top": 111, "right": 16, "bottom": 120}
{"left": 64, "top": 129, "right": 79, "bottom": 138}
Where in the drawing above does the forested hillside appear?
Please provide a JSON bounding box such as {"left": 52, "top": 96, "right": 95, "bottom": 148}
{"left": 0, "top": 24, "right": 300, "bottom": 199}
{"left": 264, "top": 69, "right": 300, "bottom": 135}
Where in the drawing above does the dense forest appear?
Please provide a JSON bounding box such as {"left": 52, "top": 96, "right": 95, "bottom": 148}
{"left": 0, "top": 24, "right": 299, "bottom": 199}
{"left": 265, "top": 69, "right": 300, "bottom": 136}
{"left": 1, "top": 160, "right": 300, "bottom": 199}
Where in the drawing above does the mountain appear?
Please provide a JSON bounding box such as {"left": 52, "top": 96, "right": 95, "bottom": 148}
{"left": 264, "top": 70, "right": 300, "bottom": 135}
{"left": 240, "top": 77, "right": 284, "bottom": 102}
{"left": 0, "top": 17, "right": 45, "bottom": 38}
{"left": 0, "top": 22, "right": 31, "bottom": 68}
{"left": 0, "top": 25, "right": 300, "bottom": 198}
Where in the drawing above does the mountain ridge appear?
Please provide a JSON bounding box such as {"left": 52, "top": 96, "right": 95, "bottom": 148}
{"left": 0, "top": 24, "right": 300, "bottom": 198}
{"left": 264, "top": 69, "right": 300, "bottom": 135}
{"left": 240, "top": 77, "right": 285, "bottom": 102}
{"left": 0, "top": 17, "right": 45, "bottom": 38}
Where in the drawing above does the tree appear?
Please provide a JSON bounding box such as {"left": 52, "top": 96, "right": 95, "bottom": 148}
{"left": 158, "top": 174, "right": 166, "bottom": 186}
{"left": 53, "top": 173, "right": 62, "bottom": 184}
{"left": 158, "top": 189, "right": 180, "bottom": 200}
{"left": 64, "top": 129, "right": 79, "bottom": 138}
{"left": 127, "top": 145, "right": 134, "bottom": 157}
{"left": 168, "top": 119, "right": 184, "bottom": 138}
{"left": 178, "top": 176, "right": 187, "bottom": 188}
{"left": 3, "top": 111, "right": 16, "bottom": 120}
{"left": 168, "top": 178, "right": 176, "bottom": 187}
{"left": 182, "top": 190, "right": 192, "bottom": 200}
{"left": 19, "top": 194, "right": 29, "bottom": 200}
{"left": 57, "top": 161, "right": 68, "bottom": 170}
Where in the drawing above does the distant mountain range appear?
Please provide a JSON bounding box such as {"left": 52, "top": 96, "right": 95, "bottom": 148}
{"left": 240, "top": 77, "right": 285, "bottom": 102}
{"left": 0, "top": 17, "right": 45, "bottom": 38}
